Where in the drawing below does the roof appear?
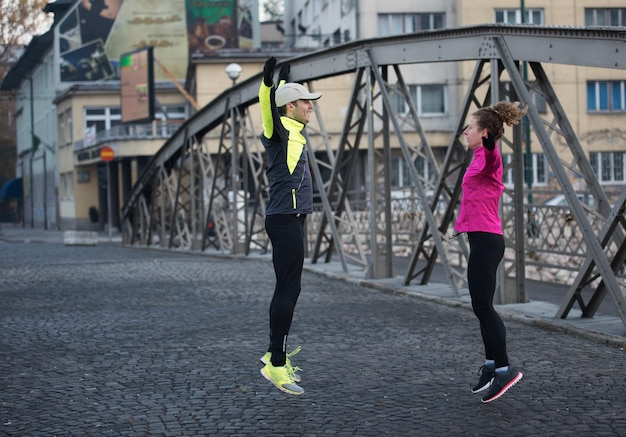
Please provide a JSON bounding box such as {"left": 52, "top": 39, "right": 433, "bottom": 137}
{"left": 0, "top": 31, "right": 53, "bottom": 91}
{"left": 53, "top": 80, "right": 184, "bottom": 103}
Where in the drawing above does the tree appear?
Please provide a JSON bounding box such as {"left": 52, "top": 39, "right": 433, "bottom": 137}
{"left": 262, "top": 0, "right": 283, "bottom": 22}
{"left": 0, "top": 0, "right": 51, "bottom": 67}
{"left": 0, "top": 1, "right": 49, "bottom": 222}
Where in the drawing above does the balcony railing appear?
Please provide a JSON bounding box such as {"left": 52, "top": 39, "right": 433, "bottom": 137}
{"left": 74, "top": 121, "right": 185, "bottom": 151}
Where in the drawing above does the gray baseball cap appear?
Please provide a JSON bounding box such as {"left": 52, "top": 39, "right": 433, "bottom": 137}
{"left": 275, "top": 82, "right": 322, "bottom": 107}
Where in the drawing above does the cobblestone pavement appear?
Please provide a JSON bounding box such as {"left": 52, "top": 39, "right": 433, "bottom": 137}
{"left": 1, "top": 240, "right": 625, "bottom": 436}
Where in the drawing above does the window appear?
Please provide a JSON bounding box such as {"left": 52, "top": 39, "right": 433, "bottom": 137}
{"left": 587, "top": 81, "right": 626, "bottom": 112}
{"left": 391, "top": 84, "right": 447, "bottom": 116}
{"left": 502, "top": 153, "right": 547, "bottom": 186}
{"left": 378, "top": 13, "right": 446, "bottom": 37}
{"left": 59, "top": 171, "right": 74, "bottom": 200}
{"left": 60, "top": 173, "right": 66, "bottom": 200}
{"left": 333, "top": 29, "right": 342, "bottom": 45}
{"left": 68, "top": 171, "right": 74, "bottom": 199}
{"left": 585, "top": 8, "right": 626, "bottom": 26}
{"left": 58, "top": 113, "right": 66, "bottom": 146}
{"left": 534, "top": 153, "right": 547, "bottom": 185}
{"left": 391, "top": 155, "right": 433, "bottom": 188}
{"left": 303, "top": 1, "right": 311, "bottom": 27}
{"left": 155, "top": 105, "right": 187, "bottom": 121}
{"left": 590, "top": 151, "right": 626, "bottom": 183}
{"left": 495, "top": 9, "right": 544, "bottom": 24}
{"left": 68, "top": 113, "right": 73, "bottom": 143}
{"left": 501, "top": 82, "right": 547, "bottom": 114}
{"left": 84, "top": 107, "right": 121, "bottom": 133}
{"left": 155, "top": 105, "right": 187, "bottom": 136}
{"left": 57, "top": 109, "right": 73, "bottom": 147}
{"left": 420, "top": 85, "right": 446, "bottom": 114}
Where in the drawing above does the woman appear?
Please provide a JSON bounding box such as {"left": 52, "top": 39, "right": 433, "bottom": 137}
{"left": 456, "top": 101, "right": 528, "bottom": 403}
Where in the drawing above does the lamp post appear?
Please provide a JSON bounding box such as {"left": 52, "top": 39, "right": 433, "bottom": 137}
{"left": 28, "top": 76, "right": 34, "bottom": 228}
{"left": 225, "top": 63, "right": 242, "bottom": 253}
{"left": 225, "top": 63, "right": 242, "bottom": 86}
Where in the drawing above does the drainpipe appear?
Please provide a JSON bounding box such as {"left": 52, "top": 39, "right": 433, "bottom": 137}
{"left": 355, "top": 0, "right": 360, "bottom": 40}
{"left": 27, "top": 75, "right": 48, "bottom": 229}
{"left": 43, "top": 148, "right": 47, "bottom": 229}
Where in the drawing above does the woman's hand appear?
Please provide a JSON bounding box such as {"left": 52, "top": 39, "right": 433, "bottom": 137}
{"left": 278, "top": 63, "right": 290, "bottom": 83}
{"left": 482, "top": 131, "right": 496, "bottom": 151}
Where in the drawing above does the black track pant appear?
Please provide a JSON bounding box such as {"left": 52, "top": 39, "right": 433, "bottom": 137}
{"left": 265, "top": 214, "right": 306, "bottom": 366}
{"left": 467, "top": 231, "right": 509, "bottom": 368}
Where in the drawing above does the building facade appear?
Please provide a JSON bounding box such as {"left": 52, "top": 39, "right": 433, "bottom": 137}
{"left": 283, "top": 0, "right": 626, "bottom": 198}
{"left": 2, "top": 0, "right": 270, "bottom": 231}
{"left": 9, "top": 21, "right": 58, "bottom": 230}
{"left": 54, "top": 81, "right": 188, "bottom": 230}
{"left": 3, "top": 0, "right": 625, "bottom": 231}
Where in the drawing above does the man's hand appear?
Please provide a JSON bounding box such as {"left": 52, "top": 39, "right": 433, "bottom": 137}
{"left": 482, "top": 131, "right": 496, "bottom": 151}
{"left": 263, "top": 57, "right": 277, "bottom": 86}
{"left": 278, "top": 63, "right": 290, "bottom": 83}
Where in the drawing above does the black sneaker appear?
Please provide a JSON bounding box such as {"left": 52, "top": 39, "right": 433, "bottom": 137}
{"left": 481, "top": 367, "right": 523, "bottom": 403}
{"left": 472, "top": 365, "right": 495, "bottom": 394}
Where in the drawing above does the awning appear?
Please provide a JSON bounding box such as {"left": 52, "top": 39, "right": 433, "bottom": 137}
{"left": 0, "top": 178, "right": 23, "bottom": 200}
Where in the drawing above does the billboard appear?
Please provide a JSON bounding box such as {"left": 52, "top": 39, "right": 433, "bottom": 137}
{"left": 57, "top": 0, "right": 122, "bottom": 82}
{"left": 57, "top": 0, "right": 188, "bottom": 83}
{"left": 55, "top": 0, "right": 259, "bottom": 83}
{"left": 120, "top": 47, "right": 155, "bottom": 124}
{"left": 185, "top": 0, "right": 257, "bottom": 58}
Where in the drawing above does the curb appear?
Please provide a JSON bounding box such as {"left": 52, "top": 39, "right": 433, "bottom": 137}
{"left": 303, "top": 263, "right": 626, "bottom": 350}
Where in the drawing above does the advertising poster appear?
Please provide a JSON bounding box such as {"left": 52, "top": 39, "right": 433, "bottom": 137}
{"left": 186, "top": 0, "right": 237, "bottom": 58}
{"left": 58, "top": 0, "right": 188, "bottom": 82}
{"left": 58, "top": 0, "right": 123, "bottom": 81}
{"left": 56, "top": 0, "right": 259, "bottom": 81}
{"left": 237, "top": 0, "right": 255, "bottom": 49}
{"left": 120, "top": 47, "right": 155, "bottom": 123}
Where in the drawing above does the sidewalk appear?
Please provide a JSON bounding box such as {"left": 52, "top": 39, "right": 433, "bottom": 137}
{"left": 1, "top": 221, "right": 624, "bottom": 347}
{"left": 0, "top": 222, "right": 122, "bottom": 245}
{"left": 305, "top": 260, "right": 626, "bottom": 348}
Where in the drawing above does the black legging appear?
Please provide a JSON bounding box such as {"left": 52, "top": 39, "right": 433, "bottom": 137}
{"left": 467, "top": 231, "right": 509, "bottom": 368}
{"left": 265, "top": 214, "right": 306, "bottom": 366}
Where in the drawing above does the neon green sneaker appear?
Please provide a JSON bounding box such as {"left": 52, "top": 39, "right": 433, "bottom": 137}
{"left": 260, "top": 346, "right": 302, "bottom": 382}
{"left": 260, "top": 362, "right": 304, "bottom": 395}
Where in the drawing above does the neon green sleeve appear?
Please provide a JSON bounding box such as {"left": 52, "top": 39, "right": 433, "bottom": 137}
{"left": 259, "top": 80, "right": 274, "bottom": 139}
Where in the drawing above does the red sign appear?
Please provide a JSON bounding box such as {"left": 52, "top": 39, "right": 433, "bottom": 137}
{"left": 100, "top": 146, "right": 115, "bottom": 162}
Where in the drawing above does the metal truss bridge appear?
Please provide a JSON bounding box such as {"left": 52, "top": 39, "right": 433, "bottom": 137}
{"left": 121, "top": 24, "right": 626, "bottom": 330}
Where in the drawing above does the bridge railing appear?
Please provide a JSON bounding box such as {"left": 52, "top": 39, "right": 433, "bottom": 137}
{"left": 302, "top": 189, "right": 625, "bottom": 288}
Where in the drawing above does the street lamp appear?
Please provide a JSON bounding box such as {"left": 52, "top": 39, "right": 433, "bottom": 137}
{"left": 225, "top": 63, "right": 242, "bottom": 86}
{"left": 225, "top": 62, "right": 242, "bottom": 253}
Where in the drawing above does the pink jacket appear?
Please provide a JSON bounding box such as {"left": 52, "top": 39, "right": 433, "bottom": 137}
{"left": 455, "top": 145, "right": 504, "bottom": 235}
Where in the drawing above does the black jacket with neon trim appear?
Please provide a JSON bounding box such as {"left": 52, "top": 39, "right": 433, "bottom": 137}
{"left": 259, "top": 79, "right": 313, "bottom": 215}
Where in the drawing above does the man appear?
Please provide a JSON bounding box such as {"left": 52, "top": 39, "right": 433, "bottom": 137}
{"left": 258, "top": 57, "right": 321, "bottom": 395}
